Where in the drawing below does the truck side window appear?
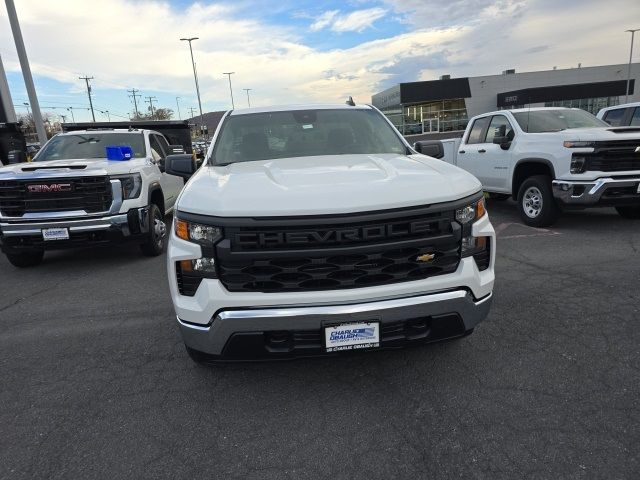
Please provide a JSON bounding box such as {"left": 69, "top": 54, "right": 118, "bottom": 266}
{"left": 631, "top": 108, "right": 640, "bottom": 127}
{"left": 466, "top": 117, "right": 489, "bottom": 144}
{"left": 602, "top": 108, "right": 626, "bottom": 127}
{"left": 149, "top": 135, "right": 164, "bottom": 161}
{"left": 485, "top": 116, "right": 514, "bottom": 143}
{"left": 155, "top": 134, "right": 171, "bottom": 156}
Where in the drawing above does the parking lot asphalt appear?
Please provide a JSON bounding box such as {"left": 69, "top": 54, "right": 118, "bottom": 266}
{"left": 1, "top": 202, "right": 639, "bottom": 480}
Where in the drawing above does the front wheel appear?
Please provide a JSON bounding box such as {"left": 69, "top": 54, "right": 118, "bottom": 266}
{"left": 517, "top": 175, "right": 560, "bottom": 227}
{"left": 6, "top": 251, "right": 44, "bottom": 268}
{"left": 140, "top": 204, "right": 166, "bottom": 256}
{"left": 615, "top": 206, "right": 640, "bottom": 219}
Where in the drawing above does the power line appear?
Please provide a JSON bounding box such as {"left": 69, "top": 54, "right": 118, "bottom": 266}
{"left": 127, "top": 88, "right": 141, "bottom": 118}
{"left": 144, "top": 96, "right": 157, "bottom": 119}
{"left": 79, "top": 75, "right": 96, "bottom": 122}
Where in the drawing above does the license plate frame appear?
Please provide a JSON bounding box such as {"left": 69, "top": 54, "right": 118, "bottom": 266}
{"left": 41, "top": 227, "right": 70, "bottom": 241}
{"left": 324, "top": 321, "right": 380, "bottom": 353}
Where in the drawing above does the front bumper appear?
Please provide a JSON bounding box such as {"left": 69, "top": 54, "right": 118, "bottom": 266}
{"left": 0, "top": 207, "right": 150, "bottom": 253}
{"left": 552, "top": 177, "right": 640, "bottom": 206}
{"left": 178, "top": 289, "right": 492, "bottom": 360}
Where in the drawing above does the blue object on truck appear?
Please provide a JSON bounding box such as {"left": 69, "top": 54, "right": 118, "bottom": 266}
{"left": 106, "top": 145, "right": 133, "bottom": 161}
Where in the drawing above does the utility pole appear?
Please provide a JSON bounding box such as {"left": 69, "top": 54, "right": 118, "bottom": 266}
{"left": 127, "top": 88, "right": 142, "bottom": 119}
{"left": 6, "top": 0, "right": 47, "bottom": 144}
{"left": 79, "top": 76, "right": 96, "bottom": 122}
{"left": 145, "top": 96, "right": 157, "bottom": 119}
{"left": 243, "top": 88, "right": 252, "bottom": 107}
{"left": 223, "top": 72, "right": 235, "bottom": 109}
{"left": 625, "top": 28, "right": 640, "bottom": 103}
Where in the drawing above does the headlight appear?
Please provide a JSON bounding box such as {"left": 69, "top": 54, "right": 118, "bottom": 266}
{"left": 113, "top": 173, "right": 142, "bottom": 199}
{"left": 455, "top": 197, "right": 486, "bottom": 224}
{"left": 174, "top": 218, "right": 223, "bottom": 246}
{"left": 570, "top": 155, "right": 587, "bottom": 174}
{"left": 563, "top": 141, "right": 594, "bottom": 148}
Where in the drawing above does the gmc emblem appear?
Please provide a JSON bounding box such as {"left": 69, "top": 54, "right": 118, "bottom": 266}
{"left": 27, "top": 183, "right": 72, "bottom": 193}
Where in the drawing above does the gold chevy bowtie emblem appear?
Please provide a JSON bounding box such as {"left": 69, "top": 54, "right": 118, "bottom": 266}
{"left": 416, "top": 253, "right": 435, "bottom": 263}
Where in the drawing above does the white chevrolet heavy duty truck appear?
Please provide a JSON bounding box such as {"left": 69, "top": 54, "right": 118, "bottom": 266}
{"left": 415, "top": 107, "right": 640, "bottom": 226}
{"left": 0, "top": 128, "right": 186, "bottom": 267}
{"left": 164, "top": 104, "right": 495, "bottom": 362}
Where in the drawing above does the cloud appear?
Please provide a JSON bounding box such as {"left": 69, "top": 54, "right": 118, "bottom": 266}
{"left": 330, "top": 7, "right": 388, "bottom": 33}
{"left": 309, "top": 7, "right": 387, "bottom": 33}
{"left": 310, "top": 10, "right": 339, "bottom": 31}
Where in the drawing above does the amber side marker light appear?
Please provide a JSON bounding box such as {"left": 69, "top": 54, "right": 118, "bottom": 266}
{"left": 175, "top": 219, "right": 189, "bottom": 241}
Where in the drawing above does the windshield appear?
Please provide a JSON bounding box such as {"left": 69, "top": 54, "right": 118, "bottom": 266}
{"left": 36, "top": 133, "right": 146, "bottom": 161}
{"left": 512, "top": 109, "right": 608, "bottom": 133}
{"left": 211, "top": 108, "right": 406, "bottom": 165}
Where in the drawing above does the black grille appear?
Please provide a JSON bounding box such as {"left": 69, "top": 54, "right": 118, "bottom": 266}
{"left": 585, "top": 140, "right": 640, "bottom": 172}
{"left": 216, "top": 207, "right": 461, "bottom": 293}
{"left": 0, "top": 176, "right": 112, "bottom": 217}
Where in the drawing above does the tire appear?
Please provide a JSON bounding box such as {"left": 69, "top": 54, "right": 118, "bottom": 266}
{"left": 6, "top": 251, "right": 44, "bottom": 268}
{"left": 487, "top": 193, "right": 510, "bottom": 201}
{"left": 517, "top": 175, "right": 560, "bottom": 227}
{"left": 615, "top": 206, "right": 640, "bottom": 219}
{"left": 140, "top": 203, "right": 166, "bottom": 256}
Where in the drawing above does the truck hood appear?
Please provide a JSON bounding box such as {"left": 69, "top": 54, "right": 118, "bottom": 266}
{"left": 557, "top": 127, "right": 640, "bottom": 141}
{"left": 178, "top": 153, "right": 482, "bottom": 217}
{"left": 0, "top": 158, "right": 143, "bottom": 178}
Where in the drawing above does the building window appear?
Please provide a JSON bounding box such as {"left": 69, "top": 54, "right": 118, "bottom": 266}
{"left": 544, "top": 96, "right": 620, "bottom": 115}
{"left": 385, "top": 98, "right": 468, "bottom": 136}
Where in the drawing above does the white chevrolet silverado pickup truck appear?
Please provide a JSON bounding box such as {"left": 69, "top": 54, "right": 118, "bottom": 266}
{"left": 415, "top": 107, "right": 640, "bottom": 226}
{"left": 0, "top": 128, "right": 186, "bottom": 267}
{"left": 164, "top": 103, "right": 495, "bottom": 362}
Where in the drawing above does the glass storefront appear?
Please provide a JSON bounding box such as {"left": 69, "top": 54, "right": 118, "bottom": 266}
{"left": 399, "top": 99, "right": 468, "bottom": 135}
{"left": 544, "top": 96, "right": 620, "bottom": 115}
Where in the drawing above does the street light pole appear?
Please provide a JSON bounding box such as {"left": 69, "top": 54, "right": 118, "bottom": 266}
{"left": 180, "top": 37, "right": 205, "bottom": 137}
{"left": 625, "top": 28, "right": 640, "bottom": 103}
{"left": 67, "top": 107, "right": 75, "bottom": 123}
{"left": 243, "top": 88, "right": 252, "bottom": 107}
{"left": 175, "top": 96, "right": 181, "bottom": 120}
{"left": 223, "top": 72, "right": 235, "bottom": 109}
{"left": 5, "top": 0, "right": 48, "bottom": 144}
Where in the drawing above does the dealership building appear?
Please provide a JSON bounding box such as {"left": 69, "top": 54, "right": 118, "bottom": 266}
{"left": 372, "top": 63, "right": 640, "bottom": 136}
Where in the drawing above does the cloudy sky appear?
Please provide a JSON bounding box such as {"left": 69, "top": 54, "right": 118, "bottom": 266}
{"left": 1, "top": 0, "right": 639, "bottom": 122}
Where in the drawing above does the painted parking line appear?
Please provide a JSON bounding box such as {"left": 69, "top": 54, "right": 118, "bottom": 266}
{"left": 494, "top": 222, "right": 562, "bottom": 240}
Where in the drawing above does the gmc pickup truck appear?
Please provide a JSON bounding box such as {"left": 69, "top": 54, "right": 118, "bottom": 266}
{"left": 0, "top": 128, "right": 186, "bottom": 267}
{"left": 416, "top": 107, "right": 640, "bottom": 226}
{"left": 164, "top": 103, "right": 495, "bottom": 362}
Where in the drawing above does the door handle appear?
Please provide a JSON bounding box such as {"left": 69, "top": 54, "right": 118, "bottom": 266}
{"left": 478, "top": 149, "right": 486, "bottom": 153}
{"left": 458, "top": 150, "right": 465, "bottom": 154}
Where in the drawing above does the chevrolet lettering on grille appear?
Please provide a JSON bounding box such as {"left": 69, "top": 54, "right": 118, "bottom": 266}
{"left": 27, "top": 183, "right": 73, "bottom": 193}
{"left": 235, "top": 220, "right": 437, "bottom": 248}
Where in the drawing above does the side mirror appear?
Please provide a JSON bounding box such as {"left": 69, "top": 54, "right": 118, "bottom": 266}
{"left": 168, "top": 144, "right": 185, "bottom": 154}
{"left": 414, "top": 141, "right": 444, "bottom": 159}
{"left": 165, "top": 154, "right": 197, "bottom": 179}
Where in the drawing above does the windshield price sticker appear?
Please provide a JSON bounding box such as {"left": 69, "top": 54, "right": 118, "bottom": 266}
{"left": 325, "top": 322, "right": 380, "bottom": 352}
{"left": 42, "top": 228, "right": 70, "bottom": 241}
